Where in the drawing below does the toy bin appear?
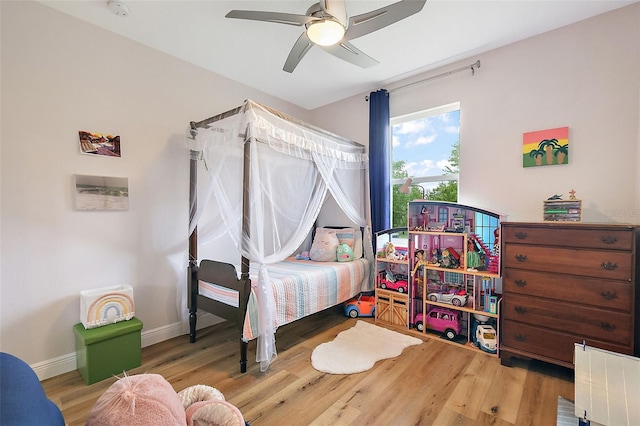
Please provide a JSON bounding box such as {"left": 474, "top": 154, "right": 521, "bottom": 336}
{"left": 73, "top": 317, "right": 143, "bottom": 385}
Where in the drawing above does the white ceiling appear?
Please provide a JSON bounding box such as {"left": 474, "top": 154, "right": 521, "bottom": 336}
{"left": 38, "top": 0, "right": 638, "bottom": 110}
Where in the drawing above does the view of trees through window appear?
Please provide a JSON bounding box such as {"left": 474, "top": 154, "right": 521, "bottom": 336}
{"left": 391, "top": 103, "right": 460, "bottom": 228}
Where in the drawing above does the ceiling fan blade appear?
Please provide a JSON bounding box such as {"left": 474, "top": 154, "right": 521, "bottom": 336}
{"left": 225, "top": 10, "right": 320, "bottom": 26}
{"left": 346, "top": 0, "right": 427, "bottom": 40}
{"left": 320, "top": 41, "right": 378, "bottom": 68}
{"left": 320, "top": 0, "right": 347, "bottom": 27}
{"left": 283, "top": 33, "right": 315, "bottom": 73}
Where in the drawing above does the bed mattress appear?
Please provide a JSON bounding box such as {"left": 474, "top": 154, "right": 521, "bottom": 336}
{"left": 198, "top": 257, "right": 370, "bottom": 340}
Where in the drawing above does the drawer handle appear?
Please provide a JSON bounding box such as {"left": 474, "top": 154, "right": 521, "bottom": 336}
{"left": 600, "top": 290, "right": 618, "bottom": 300}
{"left": 601, "top": 261, "right": 618, "bottom": 271}
{"left": 515, "top": 254, "right": 528, "bottom": 262}
{"left": 601, "top": 236, "right": 618, "bottom": 244}
{"left": 514, "top": 279, "right": 527, "bottom": 287}
{"left": 599, "top": 322, "right": 617, "bottom": 331}
{"left": 515, "top": 232, "right": 528, "bottom": 239}
{"left": 514, "top": 305, "right": 528, "bottom": 314}
{"left": 515, "top": 334, "right": 526, "bottom": 342}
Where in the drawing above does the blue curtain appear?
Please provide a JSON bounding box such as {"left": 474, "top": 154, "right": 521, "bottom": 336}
{"left": 369, "top": 89, "right": 390, "bottom": 236}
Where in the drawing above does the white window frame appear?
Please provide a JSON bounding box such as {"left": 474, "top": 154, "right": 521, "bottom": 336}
{"left": 390, "top": 102, "right": 460, "bottom": 188}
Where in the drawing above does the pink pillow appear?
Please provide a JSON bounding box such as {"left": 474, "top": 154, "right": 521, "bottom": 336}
{"left": 85, "top": 374, "right": 185, "bottom": 426}
{"left": 309, "top": 228, "right": 340, "bottom": 261}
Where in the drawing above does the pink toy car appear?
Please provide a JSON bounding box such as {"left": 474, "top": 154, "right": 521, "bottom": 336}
{"left": 414, "top": 307, "right": 462, "bottom": 340}
{"left": 378, "top": 275, "right": 408, "bottom": 293}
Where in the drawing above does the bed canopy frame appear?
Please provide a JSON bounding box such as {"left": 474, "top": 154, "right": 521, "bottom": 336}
{"left": 186, "top": 100, "right": 372, "bottom": 371}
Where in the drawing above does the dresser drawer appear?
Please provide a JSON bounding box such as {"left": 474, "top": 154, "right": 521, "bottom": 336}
{"left": 503, "top": 293, "right": 632, "bottom": 345}
{"left": 503, "top": 244, "right": 632, "bottom": 280}
{"left": 503, "top": 224, "right": 633, "bottom": 250}
{"left": 503, "top": 269, "right": 633, "bottom": 312}
{"left": 502, "top": 320, "right": 633, "bottom": 364}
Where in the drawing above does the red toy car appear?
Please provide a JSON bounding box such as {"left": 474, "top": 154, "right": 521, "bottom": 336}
{"left": 343, "top": 295, "right": 376, "bottom": 318}
{"left": 378, "top": 270, "right": 408, "bottom": 293}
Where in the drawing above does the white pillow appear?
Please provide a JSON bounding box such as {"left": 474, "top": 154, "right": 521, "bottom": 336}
{"left": 353, "top": 230, "right": 363, "bottom": 259}
{"left": 309, "top": 228, "right": 340, "bottom": 261}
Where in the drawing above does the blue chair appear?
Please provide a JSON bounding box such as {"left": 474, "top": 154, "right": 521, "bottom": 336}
{"left": 0, "top": 352, "right": 65, "bottom": 425}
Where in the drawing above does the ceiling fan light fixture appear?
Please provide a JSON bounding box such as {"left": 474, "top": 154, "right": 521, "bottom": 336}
{"left": 306, "top": 19, "right": 345, "bottom": 46}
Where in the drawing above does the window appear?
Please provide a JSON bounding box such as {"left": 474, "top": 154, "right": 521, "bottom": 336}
{"left": 390, "top": 102, "right": 460, "bottom": 228}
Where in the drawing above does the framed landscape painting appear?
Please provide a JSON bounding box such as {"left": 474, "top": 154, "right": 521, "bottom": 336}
{"left": 523, "top": 126, "right": 569, "bottom": 167}
{"left": 73, "top": 175, "right": 129, "bottom": 211}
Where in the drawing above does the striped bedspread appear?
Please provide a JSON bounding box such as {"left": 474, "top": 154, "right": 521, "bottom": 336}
{"left": 198, "top": 257, "right": 370, "bottom": 341}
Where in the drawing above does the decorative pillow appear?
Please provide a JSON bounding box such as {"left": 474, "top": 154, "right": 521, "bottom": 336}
{"left": 337, "top": 243, "right": 354, "bottom": 262}
{"left": 85, "top": 374, "right": 185, "bottom": 426}
{"left": 185, "top": 400, "right": 245, "bottom": 426}
{"left": 328, "top": 227, "right": 363, "bottom": 260}
{"left": 179, "top": 384, "right": 245, "bottom": 426}
{"left": 333, "top": 228, "right": 356, "bottom": 250}
{"left": 353, "top": 230, "right": 363, "bottom": 260}
{"left": 309, "top": 228, "right": 340, "bottom": 261}
{"left": 178, "top": 384, "right": 225, "bottom": 408}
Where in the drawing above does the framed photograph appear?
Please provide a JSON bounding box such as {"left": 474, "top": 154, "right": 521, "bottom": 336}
{"left": 78, "top": 130, "right": 121, "bottom": 157}
{"left": 73, "top": 175, "right": 129, "bottom": 210}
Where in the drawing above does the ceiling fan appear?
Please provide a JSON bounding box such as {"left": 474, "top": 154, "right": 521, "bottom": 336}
{"left": 225, "top": 0, "right": 427, "bottom": 73}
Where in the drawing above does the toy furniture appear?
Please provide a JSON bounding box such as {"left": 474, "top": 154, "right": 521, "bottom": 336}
{"left": 187, "top": 100, "right": 373, "bottom": 373}
{"left": 501, "top": 222, "right": 638, "bottom": 368}
{"left": 374, "top": 202, "right": 503, "bottom": 357}
{"left": 407, "top": 202, "right": 502, "bottom": 354}
{"left": 0, "top": 352, "right": 65, "bottom": 425}
{"left": 374, "top": 227, "right": 410, "bottom": 327}
{"left": 73, "top": 317, "right": 143, "bottom": 384}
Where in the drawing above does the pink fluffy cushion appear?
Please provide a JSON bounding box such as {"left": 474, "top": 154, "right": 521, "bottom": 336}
{"left": 85, "top": 374, "right": 185, "bottom": 426}
{"left": 309, "top": 228, "right": 340, "bottom": 262}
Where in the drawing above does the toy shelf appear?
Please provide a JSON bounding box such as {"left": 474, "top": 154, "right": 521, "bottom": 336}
{"left": 374, "top": 228, "right": 410, "bottom": 328}
{"left": 407, "top": 201, "right": 503, "bottom": 357}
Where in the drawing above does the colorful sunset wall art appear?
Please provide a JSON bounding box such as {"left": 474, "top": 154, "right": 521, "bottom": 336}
{"left": 523, "top": 126, "right": 569, "bottom": 167}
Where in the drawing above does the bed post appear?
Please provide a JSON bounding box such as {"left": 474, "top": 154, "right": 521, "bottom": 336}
{"left": 239, "top": 134, "right": 251, "bottom": 373}
{"left": 188, "top": 124, "right": 199, "bottom": 343}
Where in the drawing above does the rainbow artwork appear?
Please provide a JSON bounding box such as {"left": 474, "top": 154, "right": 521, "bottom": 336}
{"left": 523, "top": 126, "right": 569, "bottom": 168}
{"left": 80, "top": 285, "right": 135, "bottom": 329}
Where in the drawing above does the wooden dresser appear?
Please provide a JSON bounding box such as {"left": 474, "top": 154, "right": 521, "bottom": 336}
{"left": 500, "top": 222, "right": 638, "bottom": 368}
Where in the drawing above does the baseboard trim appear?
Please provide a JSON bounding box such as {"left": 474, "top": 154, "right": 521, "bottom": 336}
{"left": 33, "top": 313, "right": 225, "bottom": 381}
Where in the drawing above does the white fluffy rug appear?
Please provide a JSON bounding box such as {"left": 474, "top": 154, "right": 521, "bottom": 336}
{"left": 311, "top": 320, "right": 423, "bottom": 374}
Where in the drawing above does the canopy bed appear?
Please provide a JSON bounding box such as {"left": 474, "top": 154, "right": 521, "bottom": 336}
{"left": 186, "top": 100, "right": 373, "bottom": 373}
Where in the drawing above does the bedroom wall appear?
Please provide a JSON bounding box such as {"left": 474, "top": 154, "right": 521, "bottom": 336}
{"left": 1, "top": 1, "right": 639, "bottom": 380}
{"left": 313, "top": 3, "right": 640, "bottom": 226}
{"left": 0, "top": 1, "right": 310, "bottom": 378}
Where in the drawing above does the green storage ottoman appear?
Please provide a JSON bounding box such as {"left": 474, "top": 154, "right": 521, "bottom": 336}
{"left": 73, "top": 317, "right": 143, "bottom": 385}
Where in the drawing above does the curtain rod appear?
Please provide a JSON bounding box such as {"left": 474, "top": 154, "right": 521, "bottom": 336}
{"left": 367, "top": 60, "right": 481, "bottom": 99}
{"left": 390, "top": 60, "right": 480, "bottom": 94}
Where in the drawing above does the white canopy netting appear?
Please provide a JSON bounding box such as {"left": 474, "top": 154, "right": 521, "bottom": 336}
{"left": 184, "top": 100, "right": 373, "bottom": 371}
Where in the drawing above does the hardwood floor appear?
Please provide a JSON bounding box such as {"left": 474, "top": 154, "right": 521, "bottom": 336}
{"left": 42, "top": 307, "right": 574, "bottom": 425}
